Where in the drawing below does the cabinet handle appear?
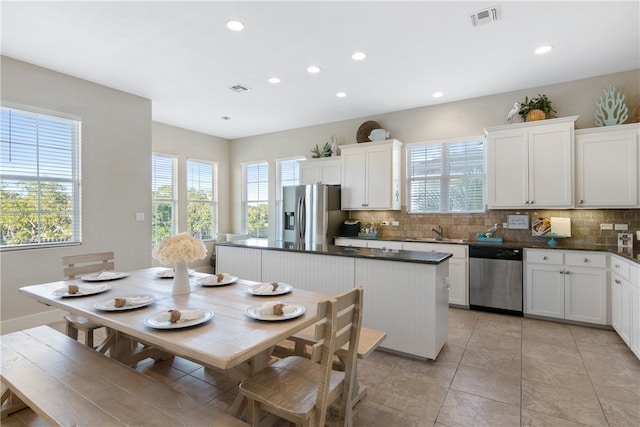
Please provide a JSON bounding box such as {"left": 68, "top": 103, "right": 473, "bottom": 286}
{"left": 584, "top": 258, "right": 589, "bottom": 263}
{"left": 530, "top": 200, "right": 534, "bottom": 204}
{"left": 524, "top": 200, "right": 529, "bottom": 204}
{"left": 615, "top": 264, "right": 620, "bottom": 269}
{"left": 565, "top": 271, "right": 570, "bottom": 275}
{"left": 615, "top": 279, "right": 622, "bottom": 284}
{"left": 579, "top": 199, "right": 584, "bottom": 204}
{"left": 559, "top": 271, "right": 565, "bottom": 275}
{"left": 543, "top": 256, "right": 548, "bottom": 260}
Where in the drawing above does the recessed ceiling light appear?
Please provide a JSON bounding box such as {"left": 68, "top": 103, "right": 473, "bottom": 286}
{"left": 336, "top": 92, "right": 347, "bottom": 98}
{"left": 221, "top": 116, "right": 231, "bottom": 121}
{"left": 268, "top": 77, "right": 281, "bottom": 84}
{"left": 226, "top": 20, "right": 244, "bottom": 31}
{"left": 432, "top": 91, "right": 444, "bottom": 98}
{"left": 535, "top": 45, "right": 553, "bottom": 54}
{"left": 352, "top": 52, "right": 366, "bottom": 61}
{"left": 307, "top": 65, "right": 321, "bottom": 74}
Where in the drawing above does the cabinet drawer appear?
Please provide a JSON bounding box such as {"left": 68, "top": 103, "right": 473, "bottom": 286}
{"left": 526, "top": 249, "right": 563, "bottom": 265}
{"left": 565, "top": 252, "right": 607, "bottom": 268}
{"left": 611, "top": 256, "right": 631, "bottom": 280}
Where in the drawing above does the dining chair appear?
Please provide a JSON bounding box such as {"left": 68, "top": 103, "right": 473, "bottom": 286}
{"left": 62, "top": 251, "right": 114, "bottom": 348}
{"left": 238, "top": 287, "right": 363, "bottom": 427}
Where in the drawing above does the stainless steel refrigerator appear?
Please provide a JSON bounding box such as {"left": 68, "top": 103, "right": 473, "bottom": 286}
{"left": 282, "top": 184, "right": 347, "bottom": 246}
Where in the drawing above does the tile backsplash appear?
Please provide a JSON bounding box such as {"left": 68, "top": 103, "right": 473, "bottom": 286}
{"left": 348, "top": 208, "right": 640, "bottom": 247}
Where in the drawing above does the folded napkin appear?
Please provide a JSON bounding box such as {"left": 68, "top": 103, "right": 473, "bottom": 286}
{"left": 107, "top": 296, "right": 152, "bottom": 307}
{"left": 253, "top": 282, "right": 279, "bottom": 294}
{"left": 64, "top": 284, "right": 105, "bottom": 294}
{"left": 157, "top": 269, "right": 174, "bottom": 278}
{"left": 201, "top": 273, "right": 229, "bottom": 285}
{"left": 255, "top": 301, "right": 297, "bottom": 316}
{"left": 155, "top": 309, "right": 204, "bottom": 323}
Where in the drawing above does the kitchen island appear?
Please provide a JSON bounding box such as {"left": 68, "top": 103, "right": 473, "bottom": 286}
{"left": 216, "top": 239, "right": 451, "bottom": 360}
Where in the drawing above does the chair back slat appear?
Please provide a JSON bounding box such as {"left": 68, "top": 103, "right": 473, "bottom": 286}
{"left": 62, "top": 252, "right": 115, "bottom": 279}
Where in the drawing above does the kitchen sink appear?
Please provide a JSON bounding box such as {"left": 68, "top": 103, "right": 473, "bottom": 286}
{"left": 404, "top": 237, "right": 467, "bottom": 243}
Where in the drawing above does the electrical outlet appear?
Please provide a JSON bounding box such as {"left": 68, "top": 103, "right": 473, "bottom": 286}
{"left": 135, "top": 212, "right": 145, "bottom": 221}
{"left": 502, "top": 222, "right": 508, "bottom": 229}
{"left": 381, "top": 220, "right": 390, "bottom": 226}
{"left": 600, "top": 223, "right": 613, "bottom": 230}
{"left": 615, "top": 224, "right": 628, "bottom": 230}
{"left": 391, "top": 221, "right": 400, "bottom": 227}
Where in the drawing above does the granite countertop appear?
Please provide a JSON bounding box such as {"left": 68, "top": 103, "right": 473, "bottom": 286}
{"left": 215, "top": 239, "right": 452, "bottom": 265}
{"left": 339, "top": 236, "right": 640, "bottom": 265}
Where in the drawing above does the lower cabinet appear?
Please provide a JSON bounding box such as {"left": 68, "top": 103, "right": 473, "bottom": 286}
{"left": 525, "top": 249, "right": 607, "bottom": 325}
{"left": 611, "top": 255, "right": 640, "bottom": 359}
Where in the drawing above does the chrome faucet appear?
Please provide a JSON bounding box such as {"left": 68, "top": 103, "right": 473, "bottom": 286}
{"left": 431, "top": 225, "right": 444, "bottom": 240}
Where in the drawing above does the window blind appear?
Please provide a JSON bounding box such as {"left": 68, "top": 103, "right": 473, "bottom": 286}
{"left": 187, "top": 159, "right": 216, "bottom": 241}
{"left": 407, "top": 139, "right": 485, "bottom": 213}
{"left": 1, "top": 107, "right": 80, "bottom": 248}
{"left": 152, "top": 154, "right": 176, "bottom": 244}
{"left": 244, "top": 162, "right": 269, "bottom": 238}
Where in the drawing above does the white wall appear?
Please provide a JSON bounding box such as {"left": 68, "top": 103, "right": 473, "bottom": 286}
{"left": 0, "top": 57, "right": 153, "bottom": 331}
{"left": 229, "top": 69, "right": 640, "bottom": 237}
{"left": 152, "top": 121, "right": 231, "bottom": 270}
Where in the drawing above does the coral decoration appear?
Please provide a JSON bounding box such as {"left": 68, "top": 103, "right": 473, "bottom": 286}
{"left": 595, "top": 84, "right": 628, "bottom": 126}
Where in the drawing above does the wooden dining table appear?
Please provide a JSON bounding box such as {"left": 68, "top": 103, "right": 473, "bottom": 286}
{"left": 19, "top": 268, "right": 329, "bottom": 417}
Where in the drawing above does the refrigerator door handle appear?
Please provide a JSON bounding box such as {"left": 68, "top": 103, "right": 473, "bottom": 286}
{"left": 299, "top": 196, "right": 306, "bottom": 241}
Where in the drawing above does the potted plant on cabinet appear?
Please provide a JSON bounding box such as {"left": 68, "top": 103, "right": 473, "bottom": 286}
{"left": 518, "top": 94, "right": 557, "bottom": 121}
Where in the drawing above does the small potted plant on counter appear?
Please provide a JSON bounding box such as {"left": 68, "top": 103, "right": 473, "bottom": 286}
{"left": 518, "top": 94, "right": 557, "bottom": 121}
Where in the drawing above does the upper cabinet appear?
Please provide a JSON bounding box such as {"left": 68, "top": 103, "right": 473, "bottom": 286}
{"left": 575, "top": 123, "right": 639, "bottom": 208}
{"left": 485, "top": 116, "right": 578, "bottom": 209}
{"left": 340, "top": 139, "right": 402, "bottom": 210}
{"left": 298, "top": 157, "right": 341, "bottom": 185}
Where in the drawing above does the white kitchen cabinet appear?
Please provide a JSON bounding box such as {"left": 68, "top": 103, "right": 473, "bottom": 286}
{"left": 485, "top": 116, "right": 577, "bottom": 209}
{"left": 215, "top": 245, "right": 262, "bottom": 281}
{"left": 575, "top": 123, "right": 639, "bottom": 208}
{"left": 525, "top": 249, "right": 607, "bottom": 324}
{"left": 340, "top": 139, "right": 402, "bottom": 210}
{"left": 298, "top": 157, "right": 341, "bottom": 185}
{"left": 610, "top": 255, "right": 640, "bottom": 359}
{"left": 402, "top": 242, "right": 468, "bottom": 307}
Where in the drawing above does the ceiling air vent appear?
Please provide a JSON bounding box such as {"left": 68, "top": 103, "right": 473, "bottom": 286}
{"left": 229, "top": 84, "right": 250, "bottom": 93}
{"left": 470, "top": 6, "right": 499, "bottom": 26}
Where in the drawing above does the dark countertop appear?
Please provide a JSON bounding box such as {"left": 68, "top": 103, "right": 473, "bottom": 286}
{"left": 215, "top": 239, "right": 452, "bottom": 265}
{"left": 338, "top": 236, "right": 640, "bottom": 265}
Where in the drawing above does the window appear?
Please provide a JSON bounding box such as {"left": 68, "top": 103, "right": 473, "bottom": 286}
{"left": 275, "top": 158, "right": 303, "bottom": 239}
{"left": 1, "top": 107, "right": 80, "bottom": 248}
{"left": 407, "top": 137, "right": 485, "bottom": 213}
{"left": 152, "top": 154, "right": 176, "bottom": 244}
{"left": 187, "top": 159, "right": 217, "bottom": 241}
{"left": 243, "top": 161, "right": 269, "bottom": 238}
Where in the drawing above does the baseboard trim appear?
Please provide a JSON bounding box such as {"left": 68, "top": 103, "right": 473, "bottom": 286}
{"left": 1, "top": 309, "right": 66, "bottom": 335}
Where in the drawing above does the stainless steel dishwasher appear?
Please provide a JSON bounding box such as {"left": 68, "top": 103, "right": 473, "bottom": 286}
{"left": 469, "top": 245, "right": 523, "bottom": 316}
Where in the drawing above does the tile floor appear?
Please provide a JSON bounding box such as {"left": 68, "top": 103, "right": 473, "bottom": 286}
{"left": 3, "top": 308, "right": 639, "bottom": 426}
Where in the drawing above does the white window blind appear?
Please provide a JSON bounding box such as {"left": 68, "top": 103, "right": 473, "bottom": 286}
{"left": 275, "top": 158, "right": 303, "bottom": 239}
{"left": 243, "top": 162, "right": 269, "bottom": 238}
{"left": 152, "top": 154, "right": 176, "bottom": 244}
{"left": 187, "top": 159, "right": 216, "bottom": 241}
{"left": 1, "top": 107, "right": 80, "bottom": 248}
{"left": 407, "top": 138, "right": 485, "bottom": 213}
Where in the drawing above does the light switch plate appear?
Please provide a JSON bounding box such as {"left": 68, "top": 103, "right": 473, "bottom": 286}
{"left": 135, "top": 212, "right": 145, "bottom": 221}
{"left": 615, "top": 224, "right": 628, "bottom": 230}
{"left": 600, "top": 223, "right": 613, "bottom": 230}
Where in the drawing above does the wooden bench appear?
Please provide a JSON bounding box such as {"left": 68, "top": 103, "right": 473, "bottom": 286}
{"left": 1, "top": 326, "right": 248, "bottom": 426}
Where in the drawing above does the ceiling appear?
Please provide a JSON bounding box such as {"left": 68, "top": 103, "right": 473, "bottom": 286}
{"left": 2, "top": 1, "right": 639, "bottom": 140}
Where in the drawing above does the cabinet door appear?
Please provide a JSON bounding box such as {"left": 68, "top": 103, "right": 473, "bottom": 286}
{"left": 365, "top": 239, "right": 403, "bottom": 250}
{"left": 525, "top": 263, "right": 564, "bottom": 318}
{"left": 611, "top": 273, "right": 623, "bottom": 334}
{"left": 341, "top": 149, "right": 366, "bottom": 209}
{"left": 299, "top": 163, "right": 321, "bottom": 185}
{"left": 564, "top": 267, "right": 607, "bottom": 325}
{"left": 365, "top": 144, "right": 393, "bottom": 209}
{"left": 486, "top": 130, "right": 529, "bottom": 208}
{"left": 299, "top": 158, "right": 341, "bottom": 185}
{"left": 575, "top": 128, "right": 638, "bottom": 207}
{"left": 528, "top": 125, "right": 573, "bottom": 208}
{"left": 216, "top": 246, "right": 262, "bottom": 282}
{"left": 630, "top": 281, "right": 640, "bottom": 358}
{"left": 448, "top": 258, "right": 468, "bottom": 306}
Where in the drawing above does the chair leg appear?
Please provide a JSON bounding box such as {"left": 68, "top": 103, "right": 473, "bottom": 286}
{"left": 65, "top": 321, "right": 79, "bottom": 341}
{"left": 246, "top": 398, "right": 260, "bottom": 427}
{"left": 85, "top": 328, "right": 94, "bottom": 348}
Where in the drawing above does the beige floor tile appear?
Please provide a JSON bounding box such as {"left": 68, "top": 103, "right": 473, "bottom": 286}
{"left": 587, "top": 369, "right": 640, "bottom": 406}
{"left": 522, "top": 322, "right": 578, "bottom": 350}
{"left": 448, "top": 325, "right": 473, "bottom": 342}
{"left": 600, "top": 397, "right": 640, "bottom": 426}
{"left": 448, "top": 308, "right": 479, "bottom": 330}
{"left": 392, "top": 357, "right": 458, "bottom": 388}
{"left": 460, "top": 345, "right": 521, "bottom": 378}
{"left": 136, "top": 360, "right": 188, "bottom": 383}
{"left": 522, "top": 379, "right": 607, "bottom": 427}
{"left": 208, "top": 389, "right": 240, "bottom": 413}
{"left": 450, "top": 364, "right": 521, "bottom": 406}
{"left": 475, "top": 311, "right": 523, "bottom": 336}
{"left": 366, "top": 371, "right": 448, "bottom": 420}
{"left": 352, "top": 400, "right": 433, "bottom": 427}
{"left": 434, "top": 340, "right": 467, "bottom": 366}
{"left": 521, "top": 408, "right": 591, "bottom": 427}
{"left": 436, "top": 389, "right": 520, "bottom": 427}
{"left": 522, "top": 357, "right": 593, "bottom": 392}
{"left": 190, "top": 366, "right": 240, "bottom": 391}
{"left": 169, "top": 374, "right": 226, "bottom": 404}
{"left": 467, "top": 328, "right": 522, "bottom": 353}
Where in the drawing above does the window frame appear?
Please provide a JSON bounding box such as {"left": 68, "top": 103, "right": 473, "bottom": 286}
{"left": 406, "top": 136, "right": 486, "bottom": 214}
{"left": 1, "top": 106, "right": 81, "bottom": 250}
{"left": 242, "top": 161, "right": 269, "bottom": 239}
{"left": 151, "top": 153, "right": 177, "bottom": 245}
{"left": 186, "top": 158, "right": 217, "bottom": 241}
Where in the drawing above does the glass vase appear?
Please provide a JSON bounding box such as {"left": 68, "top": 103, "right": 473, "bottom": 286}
{"left": 172, "top": 263, "right": 191, "bottom": 295}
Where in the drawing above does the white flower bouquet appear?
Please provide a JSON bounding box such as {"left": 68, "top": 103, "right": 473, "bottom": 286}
{"left": 152, "top": 232, "right": 207, "bottom": 265}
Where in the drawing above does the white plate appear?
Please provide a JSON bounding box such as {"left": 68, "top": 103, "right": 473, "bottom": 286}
{"left": 93, "top": 294, "right": 157, "bottom": 311}
{"left": 197, "top": 274, "right": 238, "bottom": 287}
{"left": 246, "top": 282, "right": 293, "bottom": 296}
{"left": 81, "top": 272, "right": 129, "bottom": 282}
{"left": 154, "top": 268, "right": 195, "bottom": 278}
{"left": 53, "top": 284, "right": 111, "bottom": 297}
{"left": 245, "top": 303, "right": 305, "bottom": 321}
{"left": 144, "top": 309, "right": 214, "bottom": 329}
